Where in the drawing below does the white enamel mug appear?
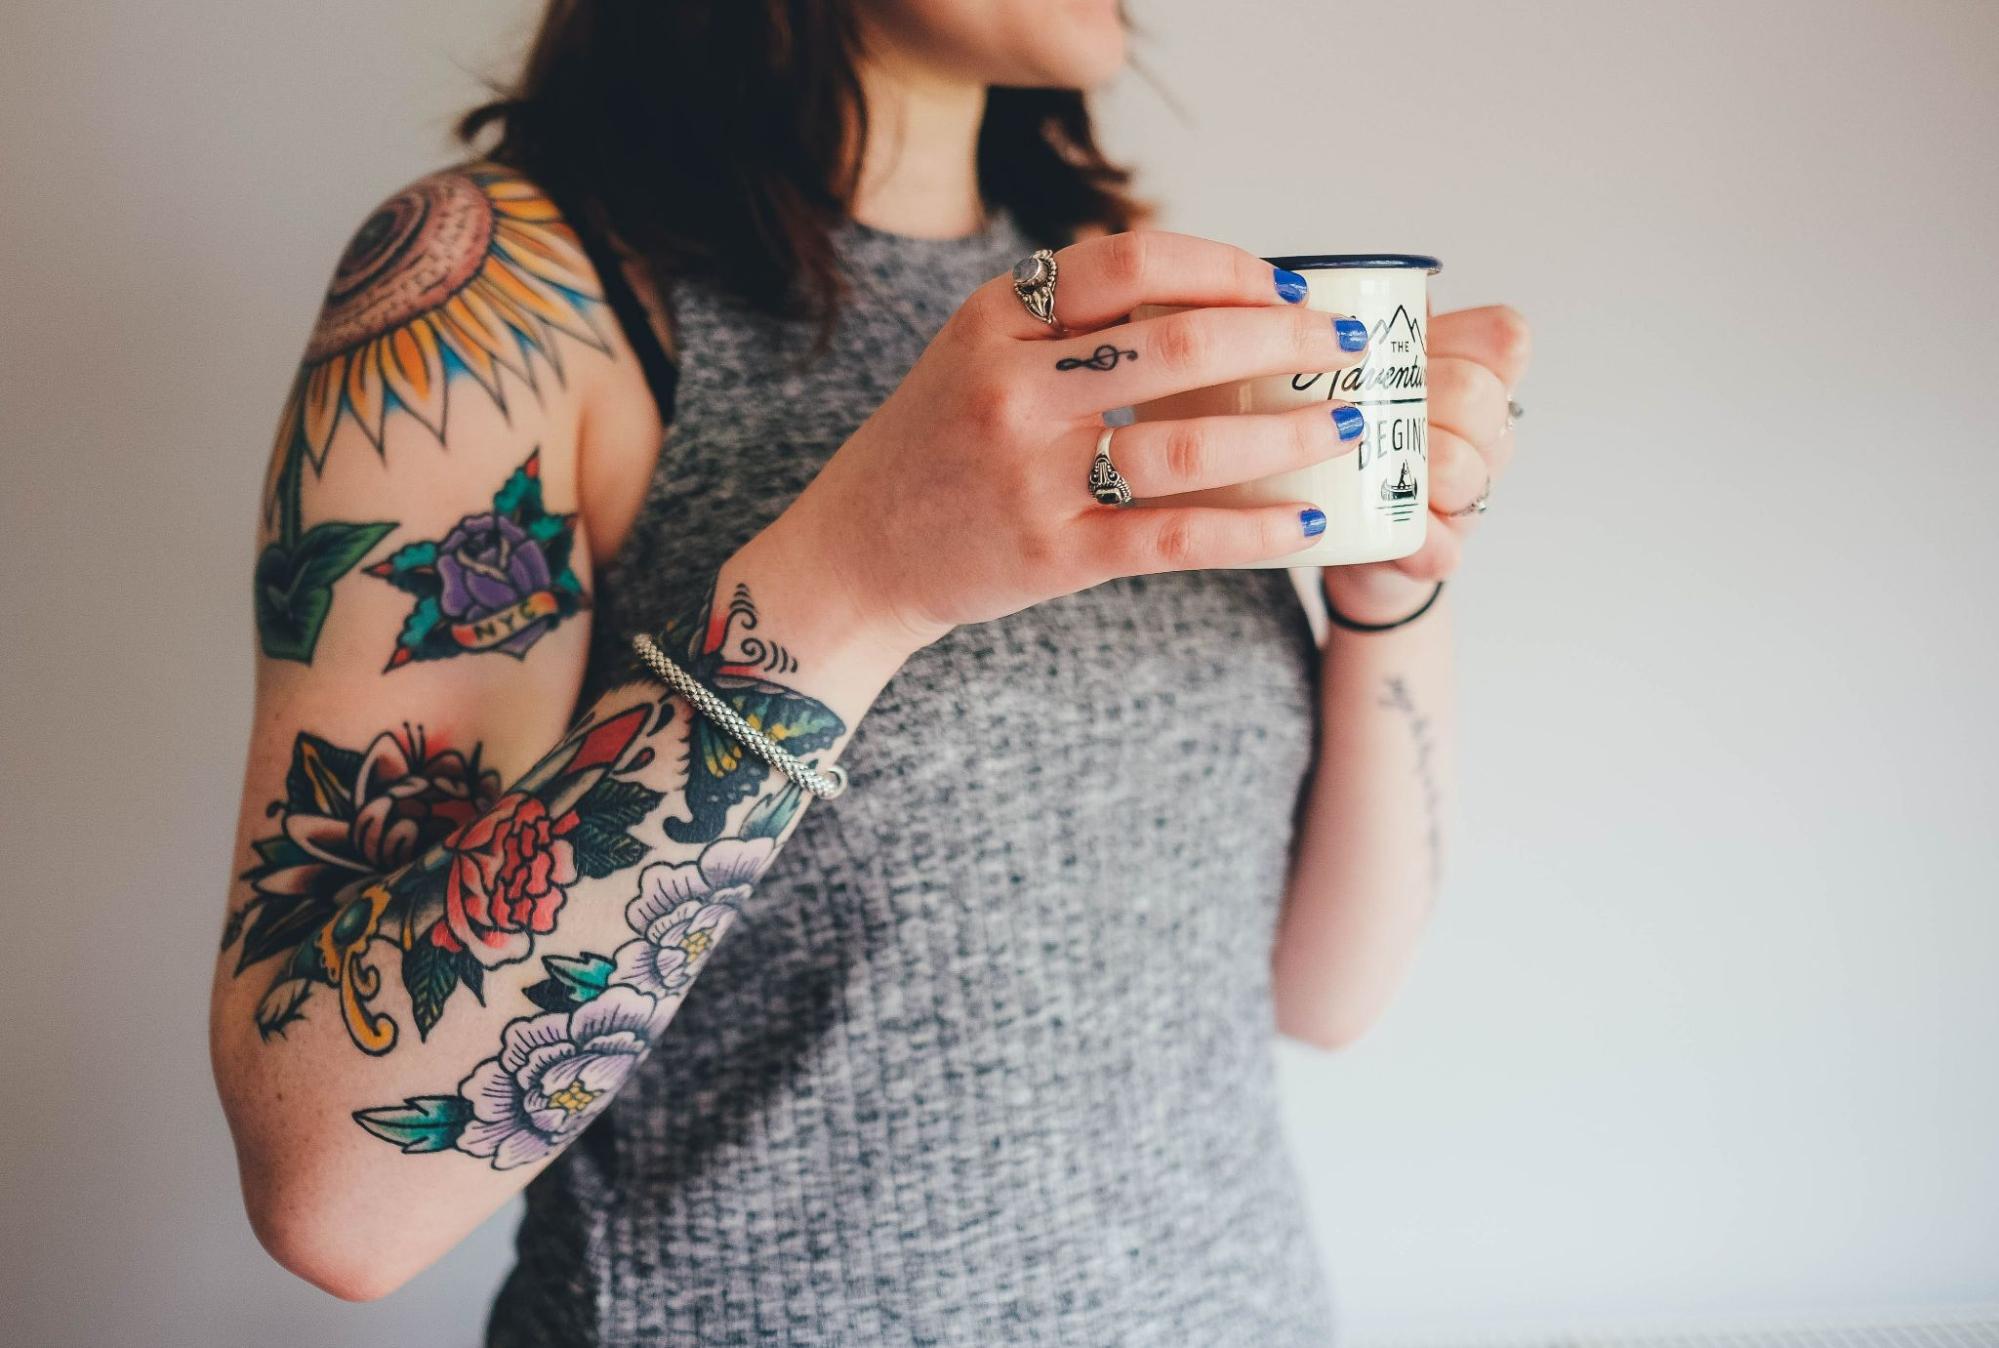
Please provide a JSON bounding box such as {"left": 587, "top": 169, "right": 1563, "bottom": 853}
{"left": 1128, "top": 253, "right": 1441, "bottom": 568}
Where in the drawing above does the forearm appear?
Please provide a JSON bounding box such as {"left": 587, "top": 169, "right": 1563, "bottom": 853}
{"left": 210, "top": 526, "right": 907, "bottom": 1299}
{"left": 1271, "top": 587, "right": 1456, "bottom": 1049}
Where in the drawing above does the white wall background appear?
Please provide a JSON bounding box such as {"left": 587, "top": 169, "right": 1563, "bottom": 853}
{"left": 2, "top": 2, "right": 1994, "bottom": 1344}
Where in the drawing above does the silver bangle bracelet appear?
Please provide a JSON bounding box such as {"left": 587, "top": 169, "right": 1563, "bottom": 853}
{"left": 630, "top": 632, "right": 849, "bottom": 800}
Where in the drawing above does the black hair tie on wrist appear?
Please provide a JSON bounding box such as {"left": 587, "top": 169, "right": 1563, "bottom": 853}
{"left": 1324, "top": 579, "right": 1445, "bottom": 633}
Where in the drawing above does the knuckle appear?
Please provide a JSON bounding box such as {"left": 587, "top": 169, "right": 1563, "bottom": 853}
{"left": 1014, "top": 518, "right": 1060, "bottom": 573}
{"left": 1428, "top": 358, "right": 1467, "bottom": 400}
{"left": 1102, "top": 230, "right": 1149, "bottom": 289}
{"left": 1489, "top": 305, "right": 1534, "bottom": 367}
{"left": 1151, "top": 514, "right": 1201, "bottom": 569}
{"left": 1152, "top": 314, "right": 1208, "bottom": 372}
{"left": 964, "top": 374, "right": 1026, "bottom": 433}
{"left": 1160, "top": 422, "right": 1208, "bottom": 483}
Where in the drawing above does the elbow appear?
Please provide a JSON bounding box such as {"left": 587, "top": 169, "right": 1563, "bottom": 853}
{"left": 231, "top": 1137, "right": 434, "bottom": 1302}
{"left": 1277, "top": 1004, "right": 1382, "bottom": 1053}
{"left": 213, "top": 1026, "right": 436, "bottom": 1301}
{"left": 1271, "top": 968, "right": 1395, "bottom": 1052}
{"left": 244, "top": 1180, "right": 421, "bottom": 1302}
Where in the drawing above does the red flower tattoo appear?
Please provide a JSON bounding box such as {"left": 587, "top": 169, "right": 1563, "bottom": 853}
{"left": 441, "top": 793, "right": 580, "bottom": 967}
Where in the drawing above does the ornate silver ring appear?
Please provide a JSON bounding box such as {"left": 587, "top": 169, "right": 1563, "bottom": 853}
{"left": 1089, "top": 426, "right": 1133, "bottom": 506}
{"left": 1011, "top": 248, "right": 1060, "bottom": 329}
{"left": 1506, "top": 398, "right": 1524, "bottom": 431}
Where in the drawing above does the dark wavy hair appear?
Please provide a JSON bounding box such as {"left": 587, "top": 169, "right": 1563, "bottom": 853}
{"left": 459, "top": 0, "right": 1147, "bottom": 342}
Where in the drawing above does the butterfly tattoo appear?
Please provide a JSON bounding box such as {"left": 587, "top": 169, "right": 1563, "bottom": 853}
{"left": 655, "top": 583, "right": 846, "bottom": 844}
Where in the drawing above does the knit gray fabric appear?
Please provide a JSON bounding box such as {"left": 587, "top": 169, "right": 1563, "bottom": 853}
{"left": 487, "top": 209, "right": 1338, "bottom": 1346}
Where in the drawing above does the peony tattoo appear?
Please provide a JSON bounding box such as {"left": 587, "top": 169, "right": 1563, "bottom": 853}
{"left": 368, "top": 450, "right": 588, "bottom": 670}
{"left": 224, "top": 702, "right": 666, "bottom": 1055}
{"left": 352, "top": 783, "right": 809, "bottom": 1168}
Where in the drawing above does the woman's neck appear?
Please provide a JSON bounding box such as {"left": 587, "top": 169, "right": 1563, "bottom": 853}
{"left": 849, "top": 48, "right": 988, "bottom": 240}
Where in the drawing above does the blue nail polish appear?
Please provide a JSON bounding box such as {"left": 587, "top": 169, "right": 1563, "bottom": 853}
{"left": 1300, "top": 507, "right": 1327, "bottom": 538}
{"left": 1334, "top": 317, "right": 1369, "bottom": 351}
{"left": 1332, "top": 405, "right": 1366, "bottom": 441}
{"left": 1273, "top": 267, "right": 1309, "bottom": 304}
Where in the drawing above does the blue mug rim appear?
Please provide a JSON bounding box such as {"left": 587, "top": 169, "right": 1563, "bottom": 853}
{"left": 1265, "top": 253, "right": 1442, "bottom": 274}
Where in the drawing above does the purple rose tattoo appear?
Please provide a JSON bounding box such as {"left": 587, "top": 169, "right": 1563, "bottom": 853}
{"left": 438, "top": 513, "right": 556, "bottom": 656}
{"left": 370, "top": 451, "right": 588, "bottom": 669}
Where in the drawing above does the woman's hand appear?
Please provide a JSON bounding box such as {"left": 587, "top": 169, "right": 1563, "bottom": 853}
{"left": 763, "top": 232, "right": 1375, "bottom": 661}
{"left": 1320, "top": 305, "right": 1533, "bottom": 623}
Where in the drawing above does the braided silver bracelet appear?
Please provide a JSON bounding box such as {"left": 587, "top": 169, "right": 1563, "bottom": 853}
{"left": 630, "top": 632, "right": 849, "bottom": 800}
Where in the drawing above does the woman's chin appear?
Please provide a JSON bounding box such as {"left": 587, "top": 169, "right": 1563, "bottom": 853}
{"left": 1023, "top": 30, "right": 1128, "bottom": 91}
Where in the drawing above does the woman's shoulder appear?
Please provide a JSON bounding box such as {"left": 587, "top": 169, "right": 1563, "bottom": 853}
{"left": 317, "top": 159, "right": 604, "bottom": 347}
{"left": 286, "top": 155, "right": 661, "bottom": 451}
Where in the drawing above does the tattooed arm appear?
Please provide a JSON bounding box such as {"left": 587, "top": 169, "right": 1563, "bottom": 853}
{"left": 211, "top": 166, "right": 909, "bottom": 1299}
{"left": 218, "top": 197, "right": 1404, "bottom": 1295}
{"left": 1271, "top": 597, "right": 1457, "bottom": 1050}
{"left": 1272, "top": 304, "right": 1528, "bottom": 1049}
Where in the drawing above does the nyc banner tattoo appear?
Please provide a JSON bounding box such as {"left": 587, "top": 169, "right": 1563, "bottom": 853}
{"left": 368, "top": 451, "right": 588, "bottom": 669}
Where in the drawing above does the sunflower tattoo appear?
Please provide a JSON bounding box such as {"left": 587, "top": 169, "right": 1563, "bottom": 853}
{"left": 257, "top": 164, "right": 608, "bottom": 665}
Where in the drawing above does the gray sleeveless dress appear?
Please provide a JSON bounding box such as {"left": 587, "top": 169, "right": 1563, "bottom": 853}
{"left": 488, "top": 209, "right": 1339, "bottom": 1346}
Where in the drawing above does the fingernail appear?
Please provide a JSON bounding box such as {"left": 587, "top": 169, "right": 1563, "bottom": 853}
{"left": 1300, "top": 507, "right": 1327, "bottom": 538}
{"left": 1331, "top": 405, "right": 1366, "bottom": 441}
{"left": 1334, "top": 317, "right": 1369, "bottom": 351}
{"left": 1273, "top": 267, "right": 1309, "bottom": 304}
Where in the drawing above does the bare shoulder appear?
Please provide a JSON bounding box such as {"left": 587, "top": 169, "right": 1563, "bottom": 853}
{"left": 274, "top": 161, "right": 617, "bottom": 471}
{"left": 258, "top": 162, "right": 659, "bottom": 667}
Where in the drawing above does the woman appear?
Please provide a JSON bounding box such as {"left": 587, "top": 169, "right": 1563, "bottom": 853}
{"left": 210, "top": 1, "right": 1529, "bottom": 1342}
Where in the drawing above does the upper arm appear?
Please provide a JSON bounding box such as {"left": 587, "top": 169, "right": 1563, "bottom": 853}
{"left": 221, "top": 161, "right": 620, "bottom": 1059}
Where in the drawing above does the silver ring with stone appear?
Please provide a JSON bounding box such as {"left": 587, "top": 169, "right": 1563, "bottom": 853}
{"left": 1011, "top": 248, "right": 1060, "bottom": 329}
{"left": 1445, "top": 475, "right": 1492, "bottom": 518}
{"left": 1089, "top": 427, "right": 1132, "bottom": 506}
{"left": 1506, "top": 398, "right": 1524, "bottom": 431}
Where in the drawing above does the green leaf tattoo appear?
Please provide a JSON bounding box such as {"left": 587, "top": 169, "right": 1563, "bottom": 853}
{"left": 522, "top": 951, "right": 618, "bottom": 1014}
{"left": 353, "top": 1096, "right": 475, "bottom": 1155}
{"left": 402, "top": 936, "right": 462, "bottom": 1040}
{"left": 255, "top": 519, "right": 396, "bottom": 662}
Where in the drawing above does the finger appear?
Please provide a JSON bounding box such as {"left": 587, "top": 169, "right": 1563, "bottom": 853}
{"left": 1389, "top": 518, "right": 1463, "bottom": 583}
{"left": 967, "top": 230, "right": 1319, "bottom": 341}
{"left": 1429, "top": 355, "right": 1509, "bottom": 445}
{"left": 1428, "top": 305, "right": 1533, "bottom": 391}
{"left": 1041, "top": 303, "right": 1366, "bottom": 416}
{"left": 1087, "top": 500, "right": 1333, "bottom": 578}
{"left": 1100, "top": 402, "right": 1365, "bottom": 498}
{"left": 1427, "top": 426, "right": 1490, "bottom": 516}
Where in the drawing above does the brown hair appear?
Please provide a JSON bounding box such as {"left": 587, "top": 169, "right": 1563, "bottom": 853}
{"left": 459, "top": 0, "right": 1147, "bottom": 340}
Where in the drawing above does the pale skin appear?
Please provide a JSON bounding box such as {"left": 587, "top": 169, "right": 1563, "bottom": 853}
{"left": 211, "top": 0, "right": 1530, "bottom": 1300}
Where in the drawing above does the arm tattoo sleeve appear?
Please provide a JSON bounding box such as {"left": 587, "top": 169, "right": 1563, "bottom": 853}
{"left": 224, "top": 579, "right": 849, "bottom": 1171}
{"left": 257, "top": 165, "right": 608, "bottom": 665}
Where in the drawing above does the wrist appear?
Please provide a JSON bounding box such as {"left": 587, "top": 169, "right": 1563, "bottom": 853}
{"left": 1322, "top": 565, "right": 1441, "bottom": 629}
{"left": 726, "top": 514, "right": 920, "bottom": 706}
